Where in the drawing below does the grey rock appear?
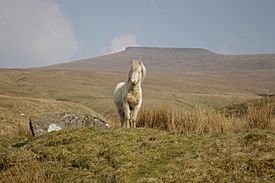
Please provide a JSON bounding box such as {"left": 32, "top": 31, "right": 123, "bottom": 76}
{"left": 29, "top": 112, "right": 111, "bottom": 137}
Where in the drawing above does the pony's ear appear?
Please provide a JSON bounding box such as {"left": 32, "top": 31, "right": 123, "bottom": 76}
{"left": 140, "top": 61, "right": 146, "bottom": 82}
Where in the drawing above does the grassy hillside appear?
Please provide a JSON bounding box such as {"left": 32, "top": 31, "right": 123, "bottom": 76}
{"left": 0, "top": 68, "right": 267, "bottom": 117}
{"left": 1, "top": 128, "right": 274, "bottom": 182}
{"left": 0, "top": 94, "right": 95, "bottom": 136}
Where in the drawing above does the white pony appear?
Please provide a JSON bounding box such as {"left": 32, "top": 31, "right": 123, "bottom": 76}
{"left": 113, "top": 60, "right": 146, "bottom": 128}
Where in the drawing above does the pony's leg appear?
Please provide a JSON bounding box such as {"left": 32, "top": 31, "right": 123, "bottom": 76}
{"left": 130, "top": 110, "right": 136, "bottom": 128}
{"left": 130, "top": 110, "right": 134, "bottom": 128}
{"left": 118, "top": 109, "right": 125, "bottom": 128}
{"left": 123, "top": 104, "right": 131, "bottom": 128}
{"left": 132, "top": 106, "right": 140, "bottom": 128}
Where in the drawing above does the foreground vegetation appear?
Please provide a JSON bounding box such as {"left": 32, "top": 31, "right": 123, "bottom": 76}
{"left": 1, "top": 128, "right": 275, "bottom": 183}
{"left": 0, "top": 97, "right": 274, "bottom": 182}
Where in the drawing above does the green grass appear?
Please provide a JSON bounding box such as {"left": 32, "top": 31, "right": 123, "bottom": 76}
{"left": 0, "top": 128, "right": 274, "bottom": 182}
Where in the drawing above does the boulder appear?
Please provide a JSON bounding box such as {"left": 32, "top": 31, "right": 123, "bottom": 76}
{"left": 29, "top": 112, "right": 111, "bottom": 137}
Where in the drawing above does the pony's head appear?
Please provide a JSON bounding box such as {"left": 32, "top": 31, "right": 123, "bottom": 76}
{"left": 128, "top": 60, "right": 146, "bottom": 85}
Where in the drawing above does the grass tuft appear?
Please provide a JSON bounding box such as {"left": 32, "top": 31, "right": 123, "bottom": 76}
{"left": 245, "top": 101, "right": 273, "bottom": 129}
{"left": 137, "top": 100, "right": 273, "bottom": 134}
{"left": 0, "top": 152, "right": 49, "bottom": 183}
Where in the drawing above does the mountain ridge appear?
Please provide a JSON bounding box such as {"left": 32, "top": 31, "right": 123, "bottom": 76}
{"left": 40, "top": 47, "right": 275, "bottom": 73}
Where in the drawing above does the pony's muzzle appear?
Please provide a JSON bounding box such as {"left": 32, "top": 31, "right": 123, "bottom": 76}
{"left": 131, "top": 79, "right": 138, "bottom": 85}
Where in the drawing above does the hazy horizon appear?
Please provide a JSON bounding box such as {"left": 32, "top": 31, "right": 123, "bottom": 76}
{"left": 1, "top": 0, "right": 275, "bottom": 68}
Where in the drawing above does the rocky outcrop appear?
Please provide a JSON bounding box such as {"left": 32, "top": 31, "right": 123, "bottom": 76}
{"left": 29, "top": 112, "right": 111, "bottom": 137}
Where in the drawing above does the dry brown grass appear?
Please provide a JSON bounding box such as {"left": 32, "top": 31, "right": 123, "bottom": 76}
{"left": 137, "top": 105, "right": 176, "bottom": 131}
{"left": 17, "top": 121, "right": 32, "bottom": 136}
{"left": 0, "top": 117, "right": 34, "bottom": 137}
{"left": 0, "top": 152, "right": 49, "bottom": 183}
{"left": 137, "top": 101, "right": 273, "bottom": 135}
{"left": 246, "top": 101, "right": 273, "bottom": 129}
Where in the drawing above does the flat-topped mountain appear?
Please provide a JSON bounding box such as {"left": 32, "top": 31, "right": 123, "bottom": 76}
{"left": 43, "top": 47, "right": 275, "bottom": 73}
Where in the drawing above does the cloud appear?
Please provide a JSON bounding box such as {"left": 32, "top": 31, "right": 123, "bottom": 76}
{"left": 108, "top": 34, "right": 140, "bottom": 54}
{"left": 0, "top": 0, "right": 77, "bottom": 68}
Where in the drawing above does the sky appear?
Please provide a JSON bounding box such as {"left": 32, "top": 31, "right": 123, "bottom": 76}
{"left": 0, "top": 0, "right": 275, "bottom": 68}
